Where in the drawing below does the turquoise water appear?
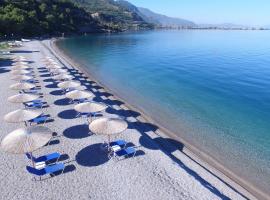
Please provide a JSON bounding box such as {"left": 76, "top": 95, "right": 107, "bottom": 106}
{"left": 57, "top": 30, "right": 270, "bottom": 194}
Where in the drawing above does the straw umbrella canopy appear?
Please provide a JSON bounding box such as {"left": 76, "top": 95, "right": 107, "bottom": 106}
{"left": 11, "top": 65, "right": 31, "bottom": 70}
{"left": 4, "top": 109, "right": 42, "bottom": 124}
{"left": 75, "top": 102, "right": 107, "bottom": 115}
{"left": 1, "top": 126, "right": 52, "bottom": 166}
{"left": 11, "top": 75, "right": 33, "bottom": 81}
{"left": 47, "top": 64, "right": 62, "bottom": 69}
{"left": 14, "top": 56, "right": 26, "bottom": 59}
{"left": 11, "top": 69, "right": 32, "bottom": 75}
{"left": 10, "top": 82, "right": 35, "bottom": 90}
{"left": 12, "top": 61, "right": 28, "bottom": 66}
{"left": 50, "top": 68, "right": 68, "bottom": 74}
{"left": 45, "top": 58, "right": 54, "bottom": 62}
{"left": 14, "top": 59, "right": 27, "bottom": 62}
{"left": 89, "top": 117, "right": 128, "bottom": 143}
{"left": 1, "top": 126, "right": 52, "bottom": 154}
{"left": 53, "top": 74, "right": 73, "bottom": 81}
{"left": 66, "top": 90, "right": 94, "bottom": 100}
{"left": 8, "top": 94, "right": 39, "bottom": 103}
{"left": 42, "top": 57, "right": 52, "bottom": 62}
{"left": 46, "top": 61, "right": 58, "bottom": 66}
{"left": 57, "top": 81, "right": 80, "bottom": 89}
{"left": 13, "top": 57, "right": 26, "bottom": 62}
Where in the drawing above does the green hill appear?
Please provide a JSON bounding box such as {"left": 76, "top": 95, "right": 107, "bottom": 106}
{"left": 0, "top": 0, "right": 104, "bottom": 37}
{"left": 0, "top": 0, "right": 154, "bottom": 37}
{"left": 71, "top": 0, "right": 153, "bottom": 31}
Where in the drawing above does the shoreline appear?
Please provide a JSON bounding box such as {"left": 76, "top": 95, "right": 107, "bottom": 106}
{"left": 48, "top": 38, "right": 268, "bottom": 200}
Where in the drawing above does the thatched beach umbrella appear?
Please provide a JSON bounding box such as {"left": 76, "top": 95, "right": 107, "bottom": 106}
{"left": 45, "top": 58, "right": 54, "bottom": 62}
{"left": 75, "top": 102, "right": 107, "bottom": 113}
{"left": 1, "top": 126, "right": 52, "bottom": 166}
{"left": 57, "top": 81, "right": 80, "bottom": 89}
{"left": 10, "top": 82, "right": 35, "bottom": 90}
{"left": 50, "top": 68, "right": 68, "bottom": 74}
{"left": 53, "top": 74, "right": 73, "bottom": 81}
{"left": 11, "top": 75, "right": 33, "bottom": 81}
{"left": 11, "top": 65, "right": 31, "bottom": 70}
{"left": 11, "top": 69, "right": 32, "bottom": 75}
{"left": 14, "top": 56, "right": 26, "bottom": 59}
{"left": 8, "top": 94, "right": 39, "bottom": 103}
{"left": 47, "top": 64, "right": 62, "bottom": 70}
{"left": 89, "top": 117, "right": 128, "bottom": 143}
{"left": 46, "top": 61, "right": 58, "bottom": 65}
{"left": 13, "top": 57, "right": 27, "bottom": 62}
{"left": 1, "top": 126, "right": 52, "bottom": 154}
{"left": 4, "top": 109, "right": 42, "bottom": 125}
{"left": 75, "top": 102, "right": 107, "bottom": 122}
{"left": 12, "top": 61, "right": 28, "bottom": 66}
{"left": 42, "top": 57, "right": 52, "bottom": 61}
{"left": 66, "top": 90, "right": 94, "bottom": 101}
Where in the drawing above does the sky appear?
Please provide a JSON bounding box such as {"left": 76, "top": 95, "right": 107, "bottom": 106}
{"left": 128, "top": 0, "right": 270, "bottom": 26}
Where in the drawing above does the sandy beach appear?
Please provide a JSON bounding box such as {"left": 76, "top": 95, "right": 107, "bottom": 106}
{"left": 0, "top": 40, "right": 258, "bottom": 200}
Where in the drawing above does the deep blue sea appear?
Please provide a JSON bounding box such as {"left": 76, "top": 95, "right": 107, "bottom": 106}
{"left": 57, "top": 30, "right": 270, "bottom": 194}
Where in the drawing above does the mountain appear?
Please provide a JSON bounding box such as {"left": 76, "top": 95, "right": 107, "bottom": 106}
{"left": 71, "top": 0, "right": 153, "bottom": 31}
{"left": 137, "top": 7, "right": 196, "bottom": 27}
{"left": 197, "top": 23, "right": 251, "bottom": 29}
{"left": 0, "top": 0, "right": 105, "bottom": 37}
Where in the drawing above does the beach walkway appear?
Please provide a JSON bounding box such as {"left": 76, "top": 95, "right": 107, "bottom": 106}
{"left": 0, "top": 40, "right": 254, "bottom": 200}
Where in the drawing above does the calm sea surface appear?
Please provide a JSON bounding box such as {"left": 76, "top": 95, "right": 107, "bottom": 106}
{"left": 57, "top": 30, "right": 270, "bottom": 194}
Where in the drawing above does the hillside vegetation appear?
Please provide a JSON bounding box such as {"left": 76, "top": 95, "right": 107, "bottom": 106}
{"left": 72, "top": 0, "right": 153, "bottom": 30}
{"left": 0, "top": 0, "right": 195, "bottom": 37}
{"left": 0, "top": 0, "right": 104, "bottom": 37}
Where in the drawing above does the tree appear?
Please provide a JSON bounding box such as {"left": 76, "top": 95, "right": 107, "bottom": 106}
{"left": 0, "top": 0, "right": 104, "bottom": 37}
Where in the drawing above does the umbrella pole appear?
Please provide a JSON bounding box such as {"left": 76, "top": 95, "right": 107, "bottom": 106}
{"left": 29, "top": 152, "right": 35, "bottom": 167}
{"left": 107, "top": 135, "right": 111, "bottom": 152}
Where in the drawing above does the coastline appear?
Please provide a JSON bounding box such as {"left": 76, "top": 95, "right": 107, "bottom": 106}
{"left": 48, "top": 38, "right": 267, "bottom": 200}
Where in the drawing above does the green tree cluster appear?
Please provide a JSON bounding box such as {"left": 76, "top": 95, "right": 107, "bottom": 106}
{"left": 71, "top": 0, "right": 153, "bottom": 31}
{"left": 0, "top": 0, "right": 102, "bottom": 37}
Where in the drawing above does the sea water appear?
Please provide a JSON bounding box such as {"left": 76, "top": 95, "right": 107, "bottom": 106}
{"left": 57, "top": 30, "right": 270, "bottom": 194}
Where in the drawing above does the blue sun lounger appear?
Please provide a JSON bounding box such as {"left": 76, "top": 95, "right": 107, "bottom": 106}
{"left": 26, "top": 152, "right": 60, "bottom": 164}
{"left": 26, "top": 163, "right": 65, "bottom": 180}
{"left": 110, "top": 146, "right": 137, "bottom": 160}
{"left": 29, "top": 115, "right": 50, "bottom": 125}
{"left": 24, "top": 100, "right": 44, "bottom": 109}
{"left": 109, "top": 140, "right": 127, "bottom": 148}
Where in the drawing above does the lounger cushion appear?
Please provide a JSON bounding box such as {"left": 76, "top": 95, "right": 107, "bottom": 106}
{"left": 110, "top": 140, "right": 127, "bottom": 148}
{"left": 26, "top": 152, "right": 60, "bottom": 163}
{"left": 30, "top": 116, "right": 48, "bottom": 123}
{"left": 44, "top": 163, "right": 65, "bottom": 174}
{"left": 115, "top": 147, "right": 136, "bottom": 157}
{"left": 26, "top": 163, "right": 64, "bottom": 176}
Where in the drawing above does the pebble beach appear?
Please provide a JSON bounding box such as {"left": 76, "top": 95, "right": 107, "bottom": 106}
{"left": 0, "top": 40, "right": 257, "bottom": 200}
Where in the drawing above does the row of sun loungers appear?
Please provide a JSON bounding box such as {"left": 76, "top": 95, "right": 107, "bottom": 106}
{"left": 4, "top": 55, "right": 139, "bottom": 181}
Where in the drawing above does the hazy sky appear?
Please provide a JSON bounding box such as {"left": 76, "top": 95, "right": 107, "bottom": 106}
{"left": 128, "top": 0, "right": 270, "bottom": 26}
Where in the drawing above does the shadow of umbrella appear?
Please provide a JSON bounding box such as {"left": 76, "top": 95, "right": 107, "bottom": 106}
{"left": 106, "top": 107, "right": 141, "bottom": 118}
{"left": 54, "top": 98, "right": 70, "bottom": 106}
{"left": 43, "top": 78, "right": 54, "bottom": 83}
{"left": 139, "top": 135, "right": 184, "bottom": 152}
{"left": 58, "top": 109, "right": 77, "bottom": 119}
{"left": 76, "top": 143, "right": 109, "bottom": 167}
{"left": 50, "top": 90, "right": 64, "bottom": 96}
{"left": 45, "top": 83, "right": 58, "bottom": 89}
{"left": 63, "top": 124, "right": 90, "bottom": 139}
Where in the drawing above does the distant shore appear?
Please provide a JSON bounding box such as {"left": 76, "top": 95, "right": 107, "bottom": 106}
{"left": 50, "top": 37, "right": 268, "bottom": 200}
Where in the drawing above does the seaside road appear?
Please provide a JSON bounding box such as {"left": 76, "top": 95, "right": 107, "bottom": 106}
{"left": 0, "top": 40, "right": 255, "bottom": 200}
